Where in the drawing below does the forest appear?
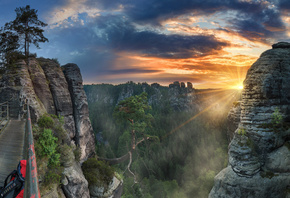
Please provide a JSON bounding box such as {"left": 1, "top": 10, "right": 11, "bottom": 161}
{"left": 84, "top": 82, "right": 241, "bottom": 198}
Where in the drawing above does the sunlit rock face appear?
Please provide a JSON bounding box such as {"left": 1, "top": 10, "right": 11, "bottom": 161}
{"left": 62, "top": 63, "right": 95, "bottom": 163}
{"left": 209, "top": 42, "right": 290, "bottom": 198}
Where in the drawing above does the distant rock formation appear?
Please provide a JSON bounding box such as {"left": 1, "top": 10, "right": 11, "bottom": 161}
{"left": 85, "top": 81, "right": 198, "bottom": 112}
{"left": 209, "top": 42, "right": 290, "bottom": 197}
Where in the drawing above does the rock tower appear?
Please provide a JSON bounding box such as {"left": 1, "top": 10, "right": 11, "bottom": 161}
{"left": 210, "top": 42, "right": 290, "bottom": 198}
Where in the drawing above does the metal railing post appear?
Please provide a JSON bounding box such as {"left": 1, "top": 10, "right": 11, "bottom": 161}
{"left": 24, "top": 101, "right": 41, "bottom": 198}
{"left": 0, "top": 102, "right": 9, "bottom": 135}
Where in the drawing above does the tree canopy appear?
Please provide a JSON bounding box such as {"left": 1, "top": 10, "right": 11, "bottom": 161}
{"left": 0, "top": 5, "right": 48, "bottom": 64}
{"left": 113, "top": 92, "right": 153, "bottom": 150}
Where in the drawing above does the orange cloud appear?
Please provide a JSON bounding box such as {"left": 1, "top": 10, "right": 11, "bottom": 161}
{"left": 93, "top": 50, "right": 257, "bottom": 89}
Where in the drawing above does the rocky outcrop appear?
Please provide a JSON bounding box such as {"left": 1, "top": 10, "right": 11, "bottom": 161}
{"left": 39, "top": 58, "right": 76, "bottom": 139}
{"left": 28, "top": 58, "right": 56, "bottom": 115}
{"left": 0, "top": 59, "right": 47, "bottom": 121}
{"left": 116, "top": 83, "right": 134, "bottom": 104}
{"left": 89, "top": 176, "right": 123, "bottom": 198}
{"left": 227, "top": 102, "right": 241, "bottom": 141}
{"left": 85, "top": 81, "right": 197, "bottom": 111}
{"left": 209, "top": 42, "right": 290, "bottom": 197}
{"left": 62, "top": 162, "right": 90, "bottom": 198}
{"left": 0, "top": 58, "right": 95, "bottom": 198}
{"left": 62, "top": 63, "right": 95, "bottom": 162}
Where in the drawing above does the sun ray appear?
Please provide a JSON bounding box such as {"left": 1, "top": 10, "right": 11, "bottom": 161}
{"left": 161, "top": 90, "right": 237, "bottom": 140}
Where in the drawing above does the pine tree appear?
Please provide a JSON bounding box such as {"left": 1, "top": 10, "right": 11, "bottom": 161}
{"left": 5, "top": 5, "right": 48, "bottom": 57}
{"left": 0, "top": 28, "right": 19, "bottom": 66}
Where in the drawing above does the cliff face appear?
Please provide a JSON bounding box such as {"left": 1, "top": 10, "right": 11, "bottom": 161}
{"left": 210, "top": 42, "right": 290, "bottom": 198}
{"left": 0, "top": 57, "right": 95, "bottom": 198}
{"left": 85, "top": 81, "right": 199, "bottom": 112}
{"left": 62, "top": 63, "right": 95, "bottom": 161}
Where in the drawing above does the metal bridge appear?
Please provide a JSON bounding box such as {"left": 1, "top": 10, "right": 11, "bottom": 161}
{"left": 0, "top": 100, "right": 40, "bottom": 197}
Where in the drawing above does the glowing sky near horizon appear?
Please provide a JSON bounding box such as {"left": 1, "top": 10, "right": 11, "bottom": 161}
{"left": 1, "top": 0, "right": 290, "bottom": 89}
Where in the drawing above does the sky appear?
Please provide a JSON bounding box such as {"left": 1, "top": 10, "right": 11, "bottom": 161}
{"left": 1, "top": 0, "right": 290, "bottom": 89}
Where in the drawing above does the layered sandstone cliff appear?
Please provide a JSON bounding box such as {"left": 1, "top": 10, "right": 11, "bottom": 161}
{"left": 0, "top": 57, "right": 95, "bottom": 197}
{"left": 209, "top": 42, "right": 290, "bottom": 197}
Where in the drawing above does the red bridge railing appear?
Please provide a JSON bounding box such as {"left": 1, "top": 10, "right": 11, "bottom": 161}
{"left": 24, "top": 102, "right": 41, "bottom": 198}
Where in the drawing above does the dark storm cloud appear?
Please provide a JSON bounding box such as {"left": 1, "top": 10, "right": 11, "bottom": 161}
{"left": 46, "top": 0, "right": 287, "bottom": 45}
{"left": 121, "top": 0, "right": 286, "bottom": 43}
{"left": 279, "top": 0, "right": 290, "bottom": 10}
{"left": 94, "top": 15, "right": 230, "bottom": 59}
{"left": 230, "top": 7, "right": 286, "bottom": 44}
{"left": 122, "top": 0, "right": 265, "bottom": 23}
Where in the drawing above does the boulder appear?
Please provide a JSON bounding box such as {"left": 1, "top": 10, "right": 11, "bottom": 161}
{"left": 62, "top": 162, "right": 90, "bottom": 198}
{"left": 89, "top": 176, "right": 123, "bottom": 198}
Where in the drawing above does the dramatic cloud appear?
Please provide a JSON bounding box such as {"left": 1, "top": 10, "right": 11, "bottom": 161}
{"left": 2, "top": 0, "right": 290, "bottom": 88}
{"left": 93, "top": 16, "right": 230, "bottom": 59}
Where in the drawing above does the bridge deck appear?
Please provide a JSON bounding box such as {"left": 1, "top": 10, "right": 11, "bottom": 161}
{"left": 0, "top": 119, "right": 25, "bottom": 187}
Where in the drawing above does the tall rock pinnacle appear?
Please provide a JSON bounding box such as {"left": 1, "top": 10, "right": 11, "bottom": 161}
{"left": 209, "top": 42, "right": 290, "bottom": 198}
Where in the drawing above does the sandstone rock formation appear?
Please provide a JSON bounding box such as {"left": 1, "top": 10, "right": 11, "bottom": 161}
{"left": 28, "top": 58, "right": 55, "bottom": 115}
{"left": 62, "top": 63, "right": 95, "bottom": 162}
{"left": 227, "top": 101, "right": 241, "bottom": 141}
{"left": 39, "top": 58, "right": 76, "bottom": 139}
{"left": 0, "top": 57, "right": 95, "bottom": 198}
{"left": 209, "top": 42, "right": 290, "bottom": 197}
{"left": 85, "top": 81, "right": 198, "bottom": 112}
{"left": 0, "top": 59, "right": 46, "bottom": 121}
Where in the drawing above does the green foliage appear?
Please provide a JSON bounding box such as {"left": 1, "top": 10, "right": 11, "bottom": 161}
{"left": 271, "top": 107, "right": 283, "bottom": 126}
{"left": 44, "top": 167, "right": 63, "bottom": 186}
{"left": 85, "top": 83, "right": 233, "bottom": 198}
{"left": 33, "top": 114, "right": 75, "bottom": 195}
{"left": 237, "top": 128, "right": 247, "bottom": 136}
{"left": 82, "top": 158, "right": 114, "bottom": 188}
{"left": 0, "top": 28, "right": 19, "bottom": 65}
{"left": 37, "top": 114, "right": 54, "bottom": 128}
{"left": 38, "top": 128, "right": 60, "bottom": 166}
{"left": 5, "top": 5, "right": 48, "bottom": 56}
{"left": 114, "top": 92, "right": 153, "bottom": 128}
{"left": 74, "top": 146, "right": 82, "bottom": 162}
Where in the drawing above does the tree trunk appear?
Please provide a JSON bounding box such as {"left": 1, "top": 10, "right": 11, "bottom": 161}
{"left": 25, "top": 21, "right": 28, "bottom": 56}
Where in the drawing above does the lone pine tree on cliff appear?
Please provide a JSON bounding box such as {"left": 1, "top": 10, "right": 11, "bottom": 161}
{"left": 0, "top": 5, "right": 48, "bottom": 64}
{"left": 99, "top": 92, "right": 157, "bottom": 183}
